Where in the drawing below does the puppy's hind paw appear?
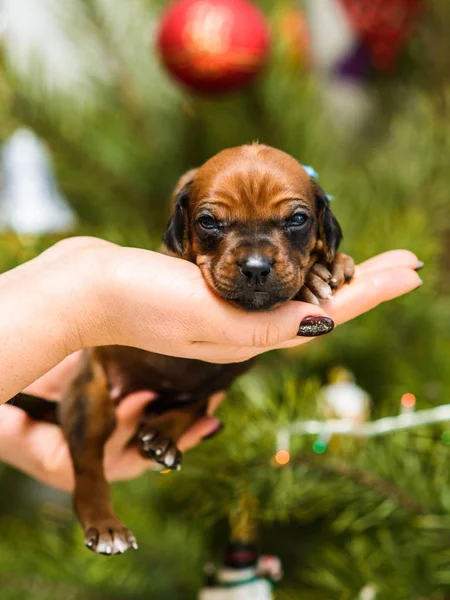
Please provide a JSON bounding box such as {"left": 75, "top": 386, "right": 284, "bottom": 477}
{"left": 139, "top": 428, "right": 183, "bottom": 471}
{"left": 84, "top": 519, "right": 138, "bottom": 556}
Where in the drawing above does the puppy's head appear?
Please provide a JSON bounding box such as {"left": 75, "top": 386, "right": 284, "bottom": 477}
{"left": 164, "top": 144, "right": 342, "bottom": 311}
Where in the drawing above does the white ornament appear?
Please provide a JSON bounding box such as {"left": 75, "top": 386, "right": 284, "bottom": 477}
{"left": 199, "top": 566, "right": 273, "bottom": 600}
{"left": 0, "top": 129, "right": 77, "bottom": 235}
{"left": 304, "top": 0, "right": 355, "bottom": 74}
{"left": 303, "top": 0, "right": 373, "bottom": 132}
{"left": 358, "top": 584, "right": 377, "bottom": 600}
{"left": 321, "top": 381, "right": 371, "bottom": 423}
{"left": 319, "top": 369, "right": 371, "bottom": 424}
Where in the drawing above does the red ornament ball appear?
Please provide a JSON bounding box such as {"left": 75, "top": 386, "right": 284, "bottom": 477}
{"left": 157, "top": 0, "right": 271, "bottom": 93}
{"left": 340, "top": 0, "right": 424, "bottom": 70}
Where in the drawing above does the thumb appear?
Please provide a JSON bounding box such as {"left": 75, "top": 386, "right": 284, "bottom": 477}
{"left": 107, "top": 391, "right": 157, "bottom": 453}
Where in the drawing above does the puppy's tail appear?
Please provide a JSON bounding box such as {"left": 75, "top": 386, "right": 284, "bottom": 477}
{"left": 7, "top": 393, "right": 59, "bottom": 425}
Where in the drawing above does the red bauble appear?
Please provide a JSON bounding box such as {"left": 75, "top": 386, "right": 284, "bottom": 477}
{"left": 157, "top": 0, "right": 271, "bottom": 93}
{"left": 340, "top": 0, "right": 425, "bottom": 70}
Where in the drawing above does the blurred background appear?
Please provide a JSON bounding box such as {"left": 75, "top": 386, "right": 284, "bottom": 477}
{"left": 0, "top": 0, "right": 450, "bottom": 598}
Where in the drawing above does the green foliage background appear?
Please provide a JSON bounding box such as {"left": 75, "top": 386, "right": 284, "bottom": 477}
{"left": 0, "top": 1, "right": 450, "bottom": 598}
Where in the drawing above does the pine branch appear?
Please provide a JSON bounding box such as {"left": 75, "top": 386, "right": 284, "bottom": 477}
{"left": 77, "top": 0, "right": 154, "bottom": 150}
{"left": 0, "top": 574, "right": 108, "bottom": 600}
{"left": 293, "top": 455, "right": 427, "bottom": 516}
{"left": 0, "top": 58, "right": 143, "bottom": 209}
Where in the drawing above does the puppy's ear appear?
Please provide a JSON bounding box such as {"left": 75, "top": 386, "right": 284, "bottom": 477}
{"left": 313, "top": 181, "right": 343, "bottom": 263}
{"left": 163, "top": 168, "right": 198, "bottom": 256}
{"left": 163, "top": 183, "right": 191, "bottom": 255}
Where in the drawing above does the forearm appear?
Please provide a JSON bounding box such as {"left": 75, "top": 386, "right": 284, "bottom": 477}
{"left": 0, "top": 256, "right": 90, "bottom": 403}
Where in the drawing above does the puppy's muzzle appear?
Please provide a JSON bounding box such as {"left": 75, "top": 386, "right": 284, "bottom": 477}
{"left": 238, "top": 255, "right": 273, "bottom": 287}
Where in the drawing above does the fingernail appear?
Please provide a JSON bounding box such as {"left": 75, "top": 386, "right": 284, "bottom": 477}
{"left": 297, "top": 316, "right": 334, "bottom": 337}
{"left": 416, "top": 278, "right": 423, "bottom": 288}
{"left": 415, "top": 261, "right": 424, "bottom": 272}
{"left": 202, "top": 422, "right": 225, "bottom": 441}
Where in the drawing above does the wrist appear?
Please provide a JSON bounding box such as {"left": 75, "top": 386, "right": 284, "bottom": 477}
{"left": 50, "top": 246, "right": 116, "bottom": 353}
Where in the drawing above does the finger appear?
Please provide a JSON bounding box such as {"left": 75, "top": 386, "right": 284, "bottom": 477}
{"left": 0, "top": 404, "right": 73, "bottom": 491}
{"left": 198, "top": 287, "right": 333, "bottom": 350}
{"left": 106, "top": 391, "right": 156, "bottom": 454}
{"left": 311, "top": 263, "right": 332, "bottom": 282}
{"left": 356, "top": 250, "right": 420, "bottom": 275}
{"left": 272, "top": 265, "right": 422, "bottom": 351}
{"left": 327, "top": 265, "right": 422, "bottom": 325}
{"left": 106, "top": 415, "right": 223, "bottom": 483}
{"left": 178, "top": 416, "right": 222, "bottom": 452}
{"left": 207, "top": 392, "right": 226, "bottom": 416}
{"left": 105, "top": 444, "right": 150, "bottom": 482}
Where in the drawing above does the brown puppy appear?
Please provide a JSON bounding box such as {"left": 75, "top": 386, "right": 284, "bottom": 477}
{"left": 12, "top": 144, "right": 354, "bottom": 556}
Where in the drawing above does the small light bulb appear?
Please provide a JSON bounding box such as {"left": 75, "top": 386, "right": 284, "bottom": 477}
{"left": 312, "top": 439, "right": 328, "bottom": 454}
{"left": 401, "top": 393, "right": 416, "bottom": 408}
{"left": 275, "top": 450, "right": 291, "bottom": 465}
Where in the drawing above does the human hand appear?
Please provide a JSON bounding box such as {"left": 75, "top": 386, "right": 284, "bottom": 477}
{"left": 19, "top": 237, "right": 421, "bottom": 364}
{"left": 0, "top": 354, "right": 224, "bottom": 492}
{"left": 65, "top": 240, "right": 421, "bottom": 363}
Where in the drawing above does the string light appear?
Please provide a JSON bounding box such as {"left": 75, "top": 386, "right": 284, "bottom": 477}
{"left": 275, "top": 450, "right": 291, "bottom": 465}
{"left": 312, "top": 439, "right": 328, "bottom": 454}
{"left": 275, "top": 430, "right": 291, "bottom": 465}
{"left": 278, "top": 404, "right": 450, "bottom": 439}
{"left": 401, "top": 393, "right": 416, "bottom": 408}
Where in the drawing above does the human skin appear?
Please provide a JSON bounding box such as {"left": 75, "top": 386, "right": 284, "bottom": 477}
{"left": 0, "top": 237, "right": 422, "bottom": 490}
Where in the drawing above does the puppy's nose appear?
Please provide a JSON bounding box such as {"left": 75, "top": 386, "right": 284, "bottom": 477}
{"left": 239, "top": 255, "right": 273, "bottom": 285}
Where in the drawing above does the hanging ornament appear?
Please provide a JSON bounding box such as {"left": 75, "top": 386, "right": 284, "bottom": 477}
{"left": 314, "top": 367, "right": 371, "bottom": 453}
{"left": 199, "top": 541, "right": 282, "bottom": 599}
{"left": 0, "top": 128, "right": 77, "bottom": 236}
{"left": 303, "top": 0, "right": 374, "bottom": 132}
{"left": 340, "top": 0, "right": 425, "bottom": 71}
{"left": 319, "top": 367, "right": 371, "bottom": 424}
{"left": 0, "top": 0, "right": 8, "bottom": 38}
{"left": 157, "top": 0, "right": 270, "bottom": 94}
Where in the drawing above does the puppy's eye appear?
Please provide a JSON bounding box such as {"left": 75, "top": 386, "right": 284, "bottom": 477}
{"left": 198, "top": 215, "right": 219, "bottom": 230}
{"left": 288, "top": 213, "right": 308, "bottom": 227}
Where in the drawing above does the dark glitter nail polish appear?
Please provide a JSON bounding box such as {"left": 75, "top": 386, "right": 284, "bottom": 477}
{"left": 202, "top": 423, "right": 225, "bottom": 441}
{"left": 415, "top": 261, "right": 424, "bottom": 272}
{"left": 297, "top": 316, "right": 335, "bottom": 337}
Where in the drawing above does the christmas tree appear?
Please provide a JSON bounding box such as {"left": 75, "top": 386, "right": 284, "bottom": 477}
{"left": 0, "top": 1, "right": 449, "bottom": 599}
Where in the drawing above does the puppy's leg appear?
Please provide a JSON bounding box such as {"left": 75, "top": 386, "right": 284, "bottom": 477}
{"left": 138, "top": 397, "right": 209, "bottom": 471}
{"left": 59, "top": 356, "right": 137, "bottom": 555}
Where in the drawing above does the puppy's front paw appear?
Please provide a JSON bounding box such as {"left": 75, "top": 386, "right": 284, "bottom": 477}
{"left": 295, "top": 253, "right": 355, "bottom": 305}
{"left": 139, "top": 427, "right": 183, "bottom": 471}
{"left": 327, "top": 252, "right": 355, "bottom": 291}
{"left": 84, "top": 519, "right": 138, "bottom": 555}
{"left": 294, "top": 268, "right": 333, "bottom": 305}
